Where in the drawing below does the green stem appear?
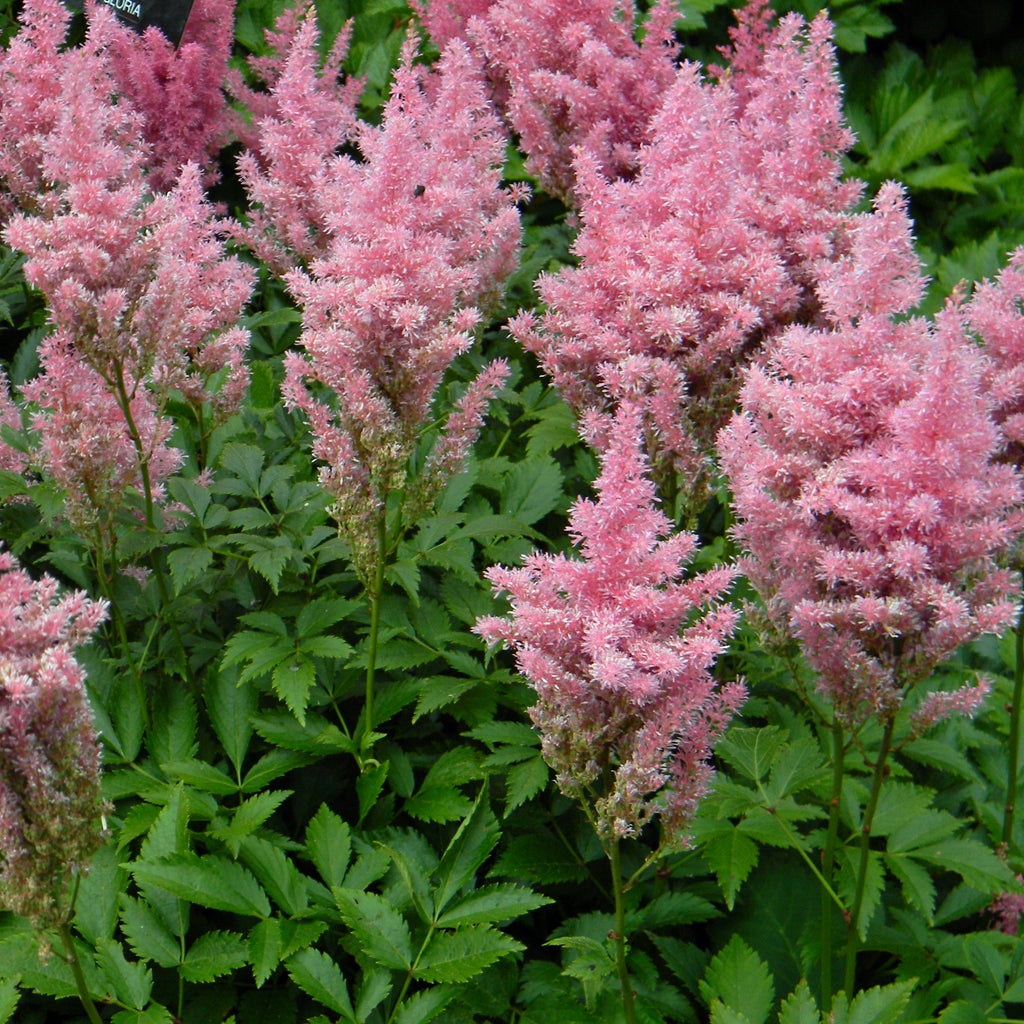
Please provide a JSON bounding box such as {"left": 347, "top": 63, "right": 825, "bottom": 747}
{"left": 362, "top": 509, "right": 387, "bottom": 754}
{"left": 1002, "top": 604, "right": 1024, "bottom": 850}
{"left": 609, "top": 839, "right": 636, "bottom": 1024}
{"left": 821, "top": 718, "right": 846, "bottom": 1013}
{"left": 58, "top": 923, "right": 104, "bottom": 1024}
{"left": 843, "top": 715, "right": 896, "bottom": 995}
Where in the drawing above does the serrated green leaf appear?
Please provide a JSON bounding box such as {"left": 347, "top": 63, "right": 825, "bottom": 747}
{"left": 162, "top": 758, "right": 238, "bottom": 795}
{"left": 356, "top": 969, "right": 393, "bottom": 1020}
{"left": 885, "top": 853, "right": 936, "bottom": 923}
{"left": 272, "top": 657, "right": 317, "bottom": 723}
{"left": 334, "top": 889, "right": 413, "bottom": 970}
{"left": 503, "top": 755, "right": 549, "bottom": 815}
{"left": 119, "top": 897, "right": 181, "bottom": 969}
{"left": 181, "top": 930, "right": 248, "bottom": 983}
{"left": 699, "top": 936, "right": 774, "bottom": 1024}
{"left": 248, "top": 918, "right": 282, "bottom": 988}
{"left": 405, "top": 786, "right": 475, "bottom": 823}
{"left": 414, "top": 926, "right": 522, "bottom": 983}
{"left": 717, "top": 727, "right": 787, "bottom": 782}
{"left": 846, "top": 979, "right": 915, "bottom": 1024}
{"left": 286, "top": 948, "right": 356, "bottom": 1021}
{"left": 241, "top": 749, "right": 315, "bottom": 791}
{"left": 205, "top": 666, "right": 256, "bottom": 775}
{"left": 95, "top": 938, "right": 152, "bottom": 1011}
{"left": 711, "top": 1003, "right": 755, "bottom": 1024}
{"left": 434, "top": 788, "right": 500, "bottom": 914}
{"left": 777, "top": 980, "right": 819, "bottom": 1024}
{"left": 963, "top": 933, "right": 1008, "bottom": 997}
{"left": 212, "top": 790, "right": 292, "bottom": 855}
{"left": 839, "top": 848, "right": 885, "bottom": 941}
{"left": 129, "top": 854, "right": 271, "bottom": 918}
{"left": 251, "top": 710, "right": 355, "bottom": 755}
{"left": 500, "top": 457, "right": 564, "bottom": 525}
{"left": 703, "top": 826, "right": 760, "bottom": 910}
{"left": 490, "top": 831, "right": 587, "bottom": 884}
{"left": 390, "top": 984, "right": 457, "bottom": 1024}
{"left": 166, "top": 545, "right": 213, "bottom": 594}
{"left": 306, "top": 804, "right": 352, "bottom": 889}
{"left": 110, "top": 1006, "right": 174, "bottom": 1024}
{"left": 75, "top": 845, "right": 126, "bottom": 944}
{"left": 139, "top": 786, "right": 189, "bottom": 861}
{"left": 435, "top": 883, "right": 553, "bottom": 928}
{"left": 218, "top": 443, "right": 265, "bottom": 494}
{"left": 0, "top": 978, "right": 20, "bottom": 1024}
{"left": 912, "top": 838, "right": 1018, "bottom": 891}
{"left": 936, "top": 1002, "right": 989, "bottom": 1024}
{"left": 239, "top": 835, "right": 309, "bottom": 916}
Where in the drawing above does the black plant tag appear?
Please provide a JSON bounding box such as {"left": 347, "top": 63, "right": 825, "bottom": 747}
{"left": 96, "top": 0, "right": 198, "bottom": 47}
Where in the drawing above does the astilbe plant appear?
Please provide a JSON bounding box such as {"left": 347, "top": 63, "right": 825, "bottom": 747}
{"left": 718, "top": 183, "right": 1023, "bottom": 998}
{"left": 96, "top": 0, "right": 240, "bottom": 191}
{"left": 2, "top": 9, "right": 253, "bottom": 541}
{"left": 478, "top": 403, "right": 742, "bottom": 1022}
{"left": 0, "top": 550, "right": 107, "bottom": 934}
{"left": 265, "top": 35, "right": 522, "bottom": 587}
{"left": 511, "top": 1, "right": 860, "bottom": 507}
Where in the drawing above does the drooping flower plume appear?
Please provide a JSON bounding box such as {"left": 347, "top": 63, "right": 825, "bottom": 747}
{"left": 0, "top": 550, "right": 107, "bottom": 931}
{"left": 478, "top": 405, "right": 743, "bottom": 847}
{"left": 719, "top": 185, "right": 1022, "bottom": 727}
{"left": 511, "top": 2, "right": 860, "bottom": 502}
{"left": 255, "top": 36, "right": 521, "bottom": 584}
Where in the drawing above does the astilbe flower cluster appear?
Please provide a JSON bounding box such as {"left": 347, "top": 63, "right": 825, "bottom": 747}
{"left": 258, "top": 37, "right": 521, "bottom": 584}
{"left": 234, "top": 3, "right": 364, "bottom": 273}
{"left": 2, "top": 13, "right": 253, "bottom": 533}
{"left": 95, "top": 0, "right": 240, "bottom": 191}
{"left": 718, "top": 184, "right": 1022, "bottom": 728}
{"left": 0, "top": 550, "right": 107, "bottom": 931}
{"left": 478, "top": 405, "right": 744, "bottom": 847}
{"left": 511, "top": 2, "right": 860, "bottom": 501}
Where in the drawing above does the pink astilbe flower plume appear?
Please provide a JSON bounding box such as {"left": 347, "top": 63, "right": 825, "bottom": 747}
{"left": 93, "top": 0, "right": 240, "bottom": 191}
{"left": 478, "top": 405, "right": 743, "bottom": 847}
{"left": 259, "top": 35, "right": 521, "bottom": 585}
{"left": 511, "top": 2, "right": 860, "bottom": 506}
{"left": 0, "top": 550, "right": 107, "bottom": 931}
{"left": 3, "top": 11, "right": 254, "bottom": 533}
{"left": 460, "top": 0, "right": 680, "bottom": 204}
{"left": 235, "top": 3, "right": 364, "bottom": 273}
{"left": 719, "top": 185, "right": 1022, "bottom": 728}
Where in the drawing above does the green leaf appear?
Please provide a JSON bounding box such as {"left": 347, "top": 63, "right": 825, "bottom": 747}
{"left": 205, "top": 665, "right": 256, "bottom": 775}
{"left": 167, "top": 545, "right": 213, "bottom": 594}
{"left": 306, "top": 804, "right": 352, "bottom": 889}
{"left": 0, "top": 978, "right": 20, "bottom": 1024}
{"left": 846, "top": 979, "right": 915, "bottom": 1024}
{"left": 435, "top": 884, "right": 553, "bottom": 928}
{"left": 129, "top": 854, "right": 271, "bottom": 918}
{"left": 211, "top": 790, "right": 292, "bottom": 856}
{"left": 252, "top": 711, "right": 355, "bottom": 755}
{"left": 94, "top": 938, "right": 152, "bottom": 1011}
{"left": 963, "top": 933, "right": 1008, "bottom": 998}
{"left": 717, "top": 727, "right": 787, "bottom": 783}
{"left": 248, "top": 918, "right": 282, "bottom": 988}
{"left": 405, "top": 786, "right": 475, "bottom": 823}
{"left": 777, "top": 980, "right": 820, "bottom": 1024}
{"left": 699, "top": 936, "right": 774, "bottom": 1024}
{"left": 414, "top": 926, "right": 523, "bottom": 983}
{"left": 286, "top": 948, "right": 356, "bottom": 1022}
{"left": 885, "top": 853, "right": 936, "bottom": 923}
{"left": 500, "top": 457, "right": 564, "bottom": 525}
{"left": 936, "top": 1001, "right": 989, "bottom": 1023}
{"left": 110, "top": 1006, "right": 175, "bottom": 1024}
{"left": 239, "top": 835, "right": 310, "bottom": 917}
{"left": 356, "top": 969, "right": 393, "bottom": 1021}
{"left": 272, "top": 656, "right": 317, "bottom": 724}
{"left": 119, "top": 896, "right": 181, "bottom": 969}
{"left": 503, "top": 755, "right": 549, "bottom": 815}
{"left": 390, "top": 984, "right": 457, "bottom": 1024}
{"left": 911, "top": 838, "right": 1018, "bottom": 892}
{"left": 434, "top": 788, "right": 500, "bottom": 914}
{"left": 181, "top": 930, "right": 249, "bottom": 982}
{"left": 162, "top": 758, "right": 238, "bottom": 795}
{"left": 838, "top": 848, "right": 885, "bottom": 941}
{"left": 75, "top": 845, "right": 126, "bottom": 944}
{"left": 490, "top": 831, "right": 587, "bottom": 884}
{"left": 702, "top": 826, "right": 760, "bottom": 911}
{"left": 711, "top": 1004, "right": 755, "bottom": 1024}
{"left": 333, "top": 889, "right": 413, "bottom": 970}
{"left": 357, "top": 760, "right": 389, "bottom": 824}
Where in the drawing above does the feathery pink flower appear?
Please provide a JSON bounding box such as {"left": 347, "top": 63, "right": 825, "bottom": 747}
{"left": 511, "top": 3, "right": 859, "bottom": 500}
{"left": 991, "top": 878, "right": 1024, "bottom": 935}
{"left": 462, "top": 0, "right": 679, "bottom": 204}
{"left": 719, "top": 185, "right": 1022, "bottom": 727}
{"left": 95, "top": 0, "right": 239, "bottom": 191}
{"left": 0, "top": 550, "right": 107, "bottom": 931}
{"left": 478, "top": 405, "right": 743, "bottom": 846}
{"left": 262, "top": 38, "right": 521, "bottom": 583}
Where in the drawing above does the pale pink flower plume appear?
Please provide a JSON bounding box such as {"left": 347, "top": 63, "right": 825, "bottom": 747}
{"left": 264, "top": 38, "right": 521, "bottom": 583}
{"left": 478, "top": 404, "right": 743, "bottom": 847}
{"left": 95, "top": 0, "right": 240, "bottom": 191}
{"left": 462, "top": 0, "right": 679, "bottom": 204}
{"left": 410, "top": 0, "right": 495, "bottom": 53}
{"left": 962, "top": 248, "right": 1024, "bottom": 463}
{"left": 719, "top": 185, "right": 1022, "bottom": 727}
{"left": 3, "top": 18, "right": 253, "bottom": 528}
{"left": 0, "top": 550, "right": 107, "bottom": 931}
{"left": 511, "top": 2, "right": 859, "bottom": 501}
{"left": 235, "top": 3, "right": 363, "bottom": 272}
{"left": 0, "top": 374, "right": 27, "bottom": 477}
{"left": 909, "top": 675, "right": 991, "bottom": 736}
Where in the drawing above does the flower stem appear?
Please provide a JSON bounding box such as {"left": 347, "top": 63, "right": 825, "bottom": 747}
{"left": 58, "top": 923, "right": 104, "bottom": 1024}
{"left": 1003, "top": 605, "right": 1024, "bottom": 850}
{"left": 821, "top": 717, "right": 845, "bottom": 1012}
{"left": 843, "top": 715, "right": 895, "bottom": 994}
{"left": 362, "top": 509, "right": 387, "bottom": 755}
{"left": 609, "top": 839, "right": 636, "bottom": 1024}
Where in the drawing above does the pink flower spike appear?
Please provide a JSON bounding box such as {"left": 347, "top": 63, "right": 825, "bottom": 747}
{"left": 478, "top": 403, "right": 742, "bottom": 848}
